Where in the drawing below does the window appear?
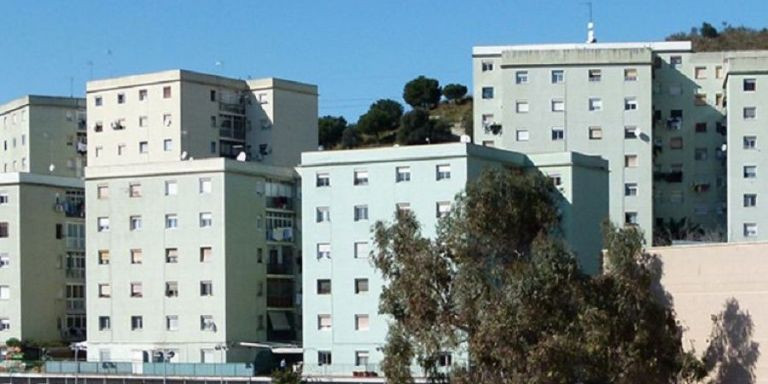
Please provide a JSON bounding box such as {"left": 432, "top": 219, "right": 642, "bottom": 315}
{"left": 166, "top": 248, "right": 179, "bottom": 263}
{"left": 588, "top": 69, "right": 602, "bottom": 82}
{"left": 670, "top": 56, "right": 682, "bottom": 67}
{"left": 355, "top": 351, "right": 370, "bottom": 367}
{"left": 98, "top": 284, "right": 111, "bottom": 298}
{"left": 744, "top": 107, "right": 757, "bottom": 120}
{"left": 694, "top": 66, "right": 707, "bottom": 79}
{"left": 316, "top": 207, "right": 330, "bottom": 223}
{"left": 354, "top": 241, "right": 369, "bottom": 259}
{"left": 165, "top": 181, "right": 177, "bottom": 196}
{"left": 396, "top": 203, "right": 411, "bottom": 214}
{"left": 165, "top": 214, "right": 178, "bottom": 229}
{"left": 138, "top": 89, "right": 148, "bottom": 101}
{"left": 744, "top": 166, "right": 757, "bottom": 178}
{"left": 130, "top": 249, "right": 143, "bottom": 264}
{"left": 589, "top": 127, "right": 603, "bottom": 140}
{"left": 210, "top": 89, "right": 217, "bottom": 101}
{"left": 163, "top": 113, "right": 172, "bottom": 127}
{"left": 551, "top": 70, "right": 564, "bottom": 83}
{"left": 316, "top": 173, "right": 330, "bottom": 187}
{"left": 694, "top": 93, "right": 707, "bottom": 106}
{"left": 0, "top": 253, "right": 8, "bottom": 268}
{"left": 117, "top": 144, "right": 126, "bottom": 156}
{"left": 355, "top": 279, "right": 369, "bottom": 294}
{"left": 131, "top": 316, "right": 143, "bottom": 330}
{"left": 625, "top": 183, "right": 638, "bottom": 196}
{"left": 139, "top": 141, "right": 148, "bottom": 154}
{"left": 129, "top": 183, "right": 142, "bottom": 198}
{"left": 625, "top": 155, "right": 638, "bottom": 168}
{"left": 436, "top": 201, "right": 451, "bottom": 218}
{"left": 97, "top": 185, "right": 109, "bottom": 199}
{"left": 396, "top": 166, "right": 411, "bottom": 182}
{"left": 94, "top": 121, "right": 104, "bottom": 132}
{"left": 670, "top": 137, "right": 684, "bottom": 150}
{"left": 97, "top": 217, "right": 110, "bottom": 232}
{"left": 744, "top": 78, "right": 757, "bottom": 92}
{"left": 744, "top": 194, "right": 757, "bottom": 207}
{"left": 317, "top": 279, "right": 331, "bottom": 294}
{"left": 317, "top": 243, "right": 331, "bottom": 259}
{"left": 716, "top": 66, "right": 724, "bottom": 79}
{"left": 355, "top": 314, "right": 369, "bottom": 331}
{"left": 354, "top": 205, "right": 368, "bottom": 221}
{"left": 117, "top": 93, "right": 125, "bottom": 104}
{"left": 589, "top": 98, "right": 602, "bottom": 111}
{"left": 0, "top": 286, "right": 9, "bottom": 300}
{"left": 716, "top": 93, "right": 724, "bottom": 107}
{"left": 0, "top": 194, "right": 7, "bottom": 205}
{"left": 163, "top": 86, "right": 172, "bottom": 98}
{"left": 200, "top": 247, "right": 212, "bottom": 262}
{"left": 624, "top": 68, "right": 638, "bottom": 81}
{"left": 318, "top": 314, "right": 332, "bottom": 330}
{"left": 694, "top": 148, "right": 708, "bottom": 161}
{"left": 515, "top": 101, "right": 529, "bottom": 113}
{"left": 318, "top": 351, "right": 332, "bottom": 366}
{"left": 551, "top": 127, "right": 564, "bottom": 141}
{"left": 624, "top": 126, "right": 637, "bottom": 139}
{"left": 625, "top": 212, "right": 639, "bottom": 225}
{"left": 438, "top": 352, "right": 453, "bottom": 367}
{"left": 200, "top": 315, "right": 216, "bottom": 331}
{"left": 199, "top": 212, "right": 213, "bottom": 227}
{"left": 695, "top": 122, "right": 707, "bottom": 133}
{"left": 624, "top": 97, "right": 638, "bottom": 110}
{"left": 165, "top": 315, "right": 178, "bottom": 331}
{"left": 516, "top": 130, "right": 529, "bottom": 141}
{"left": 551, "top": 99, "right": 565, "bottom": 112}
{"left": 200, "top": 281, "right": 213, "bottom": 296}
{"left": 744, "top": 136, "right": 757, "bottom": 149}
{"left": 481, "top": 87, "right": 494, "bottom": 99}
{"left": 136, "top": 116, "right": 148, "bottom": 128}
{"left": 130, "top": 282, "right": 143, "bottom": 297}
{"left": 436, "top": 164, "right": 451, "bottom": 180}
{"left": 481, "top": 61, "right": 494, "bottom": 72}
{"left": 163, "top": 139, "right": 173, "bottom": 152}
{"left": 94, "top": 96, "right": 103, "bottom": 106}
{"left": 515, "top": 71, "right": 528, "bottom": 84}
{"left": 744, "top": 223, "right": 758, "bottom": 237}
{"left": 0, "top": 318, "right": 9, "bottom": 331}
{"left": 195, "top": 178, "right": 212, "bottom": 195}
{"left": 353, "top": 170, "right": 369, "bottom": 186}
{"left": 99, "top": 316, "right": 111, "bottom": 331}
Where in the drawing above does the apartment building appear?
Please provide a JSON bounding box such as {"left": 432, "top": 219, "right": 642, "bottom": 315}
{"left": 472, "top": 41, "right": 734, "bottom": 244}
{"left": 298, "top": 143, "right": 608, "bottom": 376}
{"left": 84, "top": 70, "right": 315, "bottom": 363}
{"left": 0, "top": 96, "right": 87, "bottom": 343}
{"left": 724, "top": 52, "right": 768, "bottom": 242}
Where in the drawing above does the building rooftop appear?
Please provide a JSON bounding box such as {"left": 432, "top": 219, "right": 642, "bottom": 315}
{"left": 473, "top": 41, "right": 692, "bottom": 57}
{"left": 0, "top": 95, "right": 85, "bottom": 115}
{"left": 85, "top": 157, "right": 296, "bottom": 180}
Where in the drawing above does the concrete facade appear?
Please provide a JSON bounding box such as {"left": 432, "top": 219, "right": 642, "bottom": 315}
{"left": 297, "top": 143, "right": 608, "bottom": 376}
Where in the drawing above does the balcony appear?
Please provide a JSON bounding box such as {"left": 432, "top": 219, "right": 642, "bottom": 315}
{"left": 66, "top": 299, "right": 85, "bottom": 311}
{"left": 219, "top": 116, "right": 248, "bottom": 141}
{"left": 66, "top": 268, "right": 85, "bottom": 279}
{"left": 266, "top": 196, "right": 293, "bottom": 210}
{"left": 266, "top": 227, "right": 294, "bottom": 242}
{"left": 55, "top": 193, "right": 85, "bottom": 218}
{"left": 267, "top": 295, "right": 294, "bottom": 308}
{"left": 267, "top": 260, "right": 294, "bottom": 275}
{"left": 654, "top": 171, "right": 683, "bottom": 183}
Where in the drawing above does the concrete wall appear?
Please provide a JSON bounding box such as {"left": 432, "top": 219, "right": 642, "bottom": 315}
{"left": 653, "top": 243, "right": 768, "bottom": 383}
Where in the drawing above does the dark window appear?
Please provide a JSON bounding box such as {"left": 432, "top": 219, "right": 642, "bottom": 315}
{"left": 0, "top": 223, "right": 8, "bottom": 238}
{"left": 55, "top": 224, "right": 63, "bottom": 239}
{"left": 210, "top": 90, "right": 217, "bottom": 101}
{"left": 317, "top": 279, "right": 331, "bottom": 294}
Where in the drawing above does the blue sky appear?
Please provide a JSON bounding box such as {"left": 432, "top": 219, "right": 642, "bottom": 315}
{"left": 1, "top": 0, "right": 766, "bottom": 121}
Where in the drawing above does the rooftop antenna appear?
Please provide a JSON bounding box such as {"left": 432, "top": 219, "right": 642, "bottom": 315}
{"left": 586, "top": 1, "right": 597, "bottom": 43}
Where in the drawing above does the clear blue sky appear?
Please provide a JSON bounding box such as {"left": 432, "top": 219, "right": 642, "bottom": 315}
{"left": 1, "top": 0, "right": 766, "bottom": 121}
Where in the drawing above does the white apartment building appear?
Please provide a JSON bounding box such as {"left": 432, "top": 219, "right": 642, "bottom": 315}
{"left": 0, "top": 96, "right": 87, "bottom": 343}
{"left": 298, "top": 143, "right": 608, "bottom": 376}
{"left": 84, "top": 70, "right": 315, "bottom": 363}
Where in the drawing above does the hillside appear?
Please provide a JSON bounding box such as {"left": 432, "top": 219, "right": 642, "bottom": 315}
{"left": 667, "top": 23, "right": 768, "bottom": 51}
{"left": 429, "top": 99, "right": 473, "bottom": 137}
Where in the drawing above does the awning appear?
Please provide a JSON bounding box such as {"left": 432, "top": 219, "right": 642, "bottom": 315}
{"left": 268, "top": 311, "right": 291, "bottom": 331}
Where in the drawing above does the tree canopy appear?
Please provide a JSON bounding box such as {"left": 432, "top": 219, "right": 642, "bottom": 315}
{"left": 403, "top": 76, "right": 442, "bottom": 109}
{"left": 357, "top": 99, "right": 403, "bottom": 142}
{"left": 396, "top": 109, "right": 454, "bottom": 145}
{"left": 372, "top": 167, "right": 706, "bottom": 384}
{"left": 667, "top": 22, "right": 768, "bottom": 51}
{"left": 442, "top": 83, "right": 468, "bottom": 104}
{"left": 318, "top": 115, "right": 347, "bottom": 149}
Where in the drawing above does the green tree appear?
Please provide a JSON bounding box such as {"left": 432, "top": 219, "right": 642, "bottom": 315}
{"left": 396, "top": 109, "right": 454, "bottom": 145}
{"left": 372, "top": 167, "right": 705, "bottom": 383}
{"left": 442, "top": 84, "right": 468, "bottom": 104}
{"left": 701, "top": 22, "right": 719, "bottom": 38}
{"left": 357, "top": 99, "right": 403, "bottom": 143}
{"left": 271, "top": 367, "right": 302, "bottom": 384}
{"left": 341, "top": 125, "right": 360, "bottom": 149}
{"left": 403, "top": 76, "right": 442, "bottom": 109}
{"left": 318, "top": 115, "right": 347, "bottom": 149}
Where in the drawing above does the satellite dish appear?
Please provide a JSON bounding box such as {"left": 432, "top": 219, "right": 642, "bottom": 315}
{"left": 49, "top": 164, "right": 55, "bottom": 172}
{"left": 721, "top": 144, "right": 727, "bottom": 152}
{"left": 236, "top": 152, "right": 247, "bottom": 162}
{"left": 189, "top": 156, "right": 194, "bottom": 160}
{"left": 181, "top": 151, "right": 188, "bottom": 160}
{"left": 460, "top": 134, "right": 471, "bottom": 143}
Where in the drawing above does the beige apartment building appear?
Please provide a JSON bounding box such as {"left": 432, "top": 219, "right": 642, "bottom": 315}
{"left": 84, "top": 70, "right": 316, "bottom": 363}
{"left": 0, "top": 96, "right": 87, "bottom": 344}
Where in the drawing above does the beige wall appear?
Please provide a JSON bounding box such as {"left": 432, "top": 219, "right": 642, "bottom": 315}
{"left": 653, "top": 243, "right": 768, "bottom": 383}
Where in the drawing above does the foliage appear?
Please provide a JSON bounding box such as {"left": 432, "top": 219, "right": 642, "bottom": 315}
{"left": 357, "top": 99, "right": 403, "bottom": 143}
{"left": 372, "top": 167, "right": 705, "bottom": 383}
{"left": 396, "top": 109, "right": 454, "bottom": 145}
{"left": 652, "top": 217, "right": 726, "bottom": 246}
{"left": 340, "top": 125, "right": 360, "bottom": 149}
{"left": 667, "top": 23, "right": 768, "bottom": 51}
{"left": 460, "top": 107, "right": 472, "bottom": 138}
{"left": 271, "top": 367, "right": 302, "bottom": 384}
{"left": 442, "top": 84, "right": 468, "bottom": 104}
{"left": 403, "top": 76, "right": 442, "bottom": 109}
{"left": 318, "top": 115, "right": 347, "bottom": 149}
{"left": 702, "top": 298, "right": 760, "bottom": 383}
{"left": 5, "top": 338, "right": 21, "bottom": 348}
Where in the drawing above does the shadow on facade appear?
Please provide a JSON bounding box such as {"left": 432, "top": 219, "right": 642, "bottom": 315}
{"left": 703, "top": 297, "right": 760, "bottom": 384}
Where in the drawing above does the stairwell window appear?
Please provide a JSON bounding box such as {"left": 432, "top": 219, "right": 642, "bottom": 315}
{"left": 166, "top": 316, "right": 178, "bottom": 331}
{"left": 200, "top": 247, "right": 212, "bottom": 263}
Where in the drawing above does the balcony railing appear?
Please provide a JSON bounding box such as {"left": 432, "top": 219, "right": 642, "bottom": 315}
{"left": 266, "top": 196, "right": 293, "bottom": 210}
{"left": 267, "top": 295, "right": 294, "bottom": 308}
{"left": 66, "top": 299, "right": 85, "bottom": 311}
{"left": 267, "top": 262, "right": 294, "bottom": 275}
